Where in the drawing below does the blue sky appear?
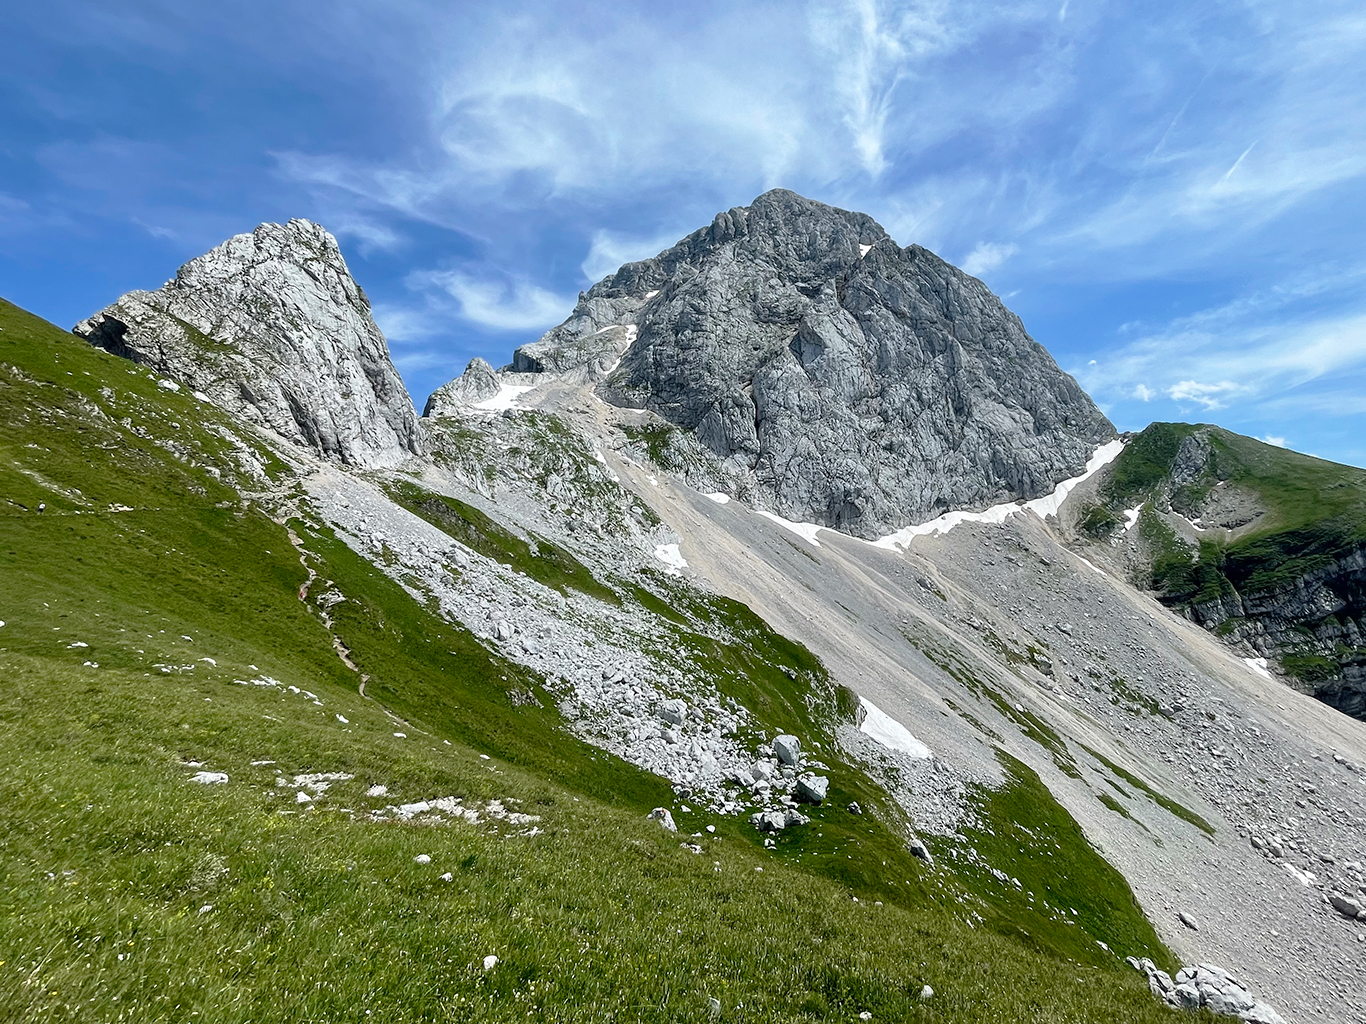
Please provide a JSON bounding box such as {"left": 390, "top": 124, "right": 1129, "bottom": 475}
{"left": 3, "top": 1, "right": 1365, "bottom": 466}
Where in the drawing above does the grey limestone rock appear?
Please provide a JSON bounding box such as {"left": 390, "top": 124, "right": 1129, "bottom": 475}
{"left": 74, "top": 219, "right": 420, "bottom": 469}
{"left": 773, "top": 734, "right": 801, "bottom": 766}
{"left": 1328, "top": 892, "right": 1363, "bottom": 918}
{"left": 795, "top": 774, "right": 829, "bottom": 804}
{"left": 518, "top": 189, "right": 1114, "bottom": 538}
{"left": 424, "top": 358, "right": 501, "bottom": 417}
{"left": 1133, "top": 959, "right": 1286, "bottom": 1024}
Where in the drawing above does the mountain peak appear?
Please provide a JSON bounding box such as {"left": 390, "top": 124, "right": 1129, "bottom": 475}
{"left": 74, "top": 220, "right": 421, "bottom": 469}
{"left": 506, "top": 190, "right": 1113, "bottom": 538}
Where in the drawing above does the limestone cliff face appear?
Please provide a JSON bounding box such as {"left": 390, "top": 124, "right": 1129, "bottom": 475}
{"left": 514, "top": 189, "right": 1115, "bottom": 538}
{"left": 1191, "top": 548, "right": 1366, "bottom": 717}
{"left": 74, "top": 219, "right": 421, "bottom": 469}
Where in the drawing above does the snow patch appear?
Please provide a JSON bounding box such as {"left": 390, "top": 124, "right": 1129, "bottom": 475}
{"left": 859, "top": 244, "right": 872, "bottom": 258}
{"left": 1076, "top": 555, "right": 1106, "bottom": 576}
{"left": 873, "top": 439, "right": 1125, "bottom": 550}
{"left": 755, "top": 510, "right": 824, "bottom": 547}
{"left": 472, "top": 383, "right": 537, "bottom": 412}
{"left": 1122, "top": 506, "right": 1142, "bottom": 532}
{"left": 859, "top": 698, "right": 931, "bottom": 758}
{"left": 705, "top": 492, "right": 731, "bottom": 505}
{"left": 1244, "top": 657, "right": 1273, "bottom": 680}
{"left": 653, "top": 543, "right": 688, "bottom": 571}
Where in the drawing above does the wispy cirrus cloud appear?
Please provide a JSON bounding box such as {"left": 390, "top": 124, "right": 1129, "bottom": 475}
{"left": 399, "top": 269, "right": 574, "bottom": 334}
{"left": 581, "top": 228, "right": 688, "bottom": 283}
{"left": 6, "top": 0, "right": 1366, "bottom": 464}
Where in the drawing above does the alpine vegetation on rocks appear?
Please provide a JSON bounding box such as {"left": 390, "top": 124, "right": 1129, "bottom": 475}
{"left": 73, "top": 219, "right": 422, "bottom": 469}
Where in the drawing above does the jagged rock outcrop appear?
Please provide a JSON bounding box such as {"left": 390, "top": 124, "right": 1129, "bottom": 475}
{"left": 74, "top": 219, "right": 421, "bottom": 469}
{"left": 1191, "top": 547, "right": 1366, "bottom": 717}
{"left": 514, "top": 189, "right": 1114, "bottom": 538}
{"left": 424, "top": 358, "right": 501, "bottom": 417}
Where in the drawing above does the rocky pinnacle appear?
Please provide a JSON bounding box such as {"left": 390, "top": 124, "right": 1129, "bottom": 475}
{"left": 74, "top": 219, "right": 421, "bottom": 469}
{"left": 515, "top": 189, "right": 1116, "bottom": 539}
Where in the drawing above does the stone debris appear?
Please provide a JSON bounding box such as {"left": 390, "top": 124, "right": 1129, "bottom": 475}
{"left": 795, "top": 774, "right": 829, "bottom": 804}
{"left": 773, "top": 734, "right": 801, "bottom": 766}
{"left": 190, "top": 771, "right": 229, "bottom": 785}
{"left": 1130, "top": 959, "right": 1285, "bottom": 1024}
{"left": 1327, "top": 893, "right": 1366, "bottom": 920}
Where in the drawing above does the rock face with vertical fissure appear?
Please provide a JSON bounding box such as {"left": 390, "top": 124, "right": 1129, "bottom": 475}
{"left": 514, "top": 189, "right": 1115, "bottom": 539}
{"left": 74, "top": 219, "right": 421, "bottom": 469}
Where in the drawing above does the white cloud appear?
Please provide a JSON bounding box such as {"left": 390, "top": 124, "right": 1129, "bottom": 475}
{"left": 1167, "top": 380, "right": 1243, "bottom": 410}
{"left": 581, "top": 228, "right": 684, "bottom": 283}
{"left": 1260, "top": 434, "right": 1287, "bottom": 447}
{"left": 370, "top": 303, "right": 438, "bottom": 344}
{"left": 960, "top": 241, "right": 1018, "bottom": 277}
{"left": 1133, "top": 384, "right": 1155, "bottom": 401}
{"left": 411, "top": 270, "right": 574, "bottom": 332}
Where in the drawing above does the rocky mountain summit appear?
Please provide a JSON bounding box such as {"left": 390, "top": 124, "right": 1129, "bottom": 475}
{"left": 73, "top": 219, "right": 421, "bottom": 469}
{"left": 507, "top": 189, "right": 1114, "bottom": 538}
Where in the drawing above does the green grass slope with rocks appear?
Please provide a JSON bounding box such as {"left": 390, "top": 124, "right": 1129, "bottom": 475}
{"left": 1079, "top": 421, "right": 1366, "bottom": 714}
{"left": 1, "top": 297, "right": 1186, "bottom": 1022}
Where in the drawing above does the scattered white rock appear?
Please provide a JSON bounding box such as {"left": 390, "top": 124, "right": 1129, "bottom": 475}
{"left": 414, "top": 854, "right": 431, "bottom": 865}
{"left": 440, "top": 872, "right": 453, "bottom": 882}
{"left": 482, "top": 954, "right": 499, "bottom": 971}
{"left": 190, "top": 771, "right": 229, "bottom": 785}
{"left": 367, "top": 785, "right": 388, "bottom": 797}
{"left": 296, "top": 791, "right": 312, "bottom": 804}
{"left": 919, "top": 985, "right": 934, "bottom": 1001}
{"left": 648, "top": 807, "right": 677, "bottom": 832}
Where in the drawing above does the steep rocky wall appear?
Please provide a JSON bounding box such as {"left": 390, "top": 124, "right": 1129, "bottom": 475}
{"left": 1189, "top": 547, "right": 1366, "bottom": 717}
{"left": 511, "top": 190, "right": 1114, "bottom": 539}
{"left": 74, "top": 219, "right": 421, "bottom": 469}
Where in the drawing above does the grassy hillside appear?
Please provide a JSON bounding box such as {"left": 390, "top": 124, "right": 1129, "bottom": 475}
{"left": 1080, "top": 422, "right": 1366, "bottom": 699}
{"left": 1, "top": 297, "right": 1185, "bottom": 1021}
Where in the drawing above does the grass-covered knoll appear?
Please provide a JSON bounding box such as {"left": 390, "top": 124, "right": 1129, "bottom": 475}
{"left": 2, "top": 298, "right": 1181, "bottom": 1019}
{"left": 1096, "top": 423, "right": 1366, "bottom": 579}
{"left": 1081, "top": 423, "right": 1366, "bottom": 697}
